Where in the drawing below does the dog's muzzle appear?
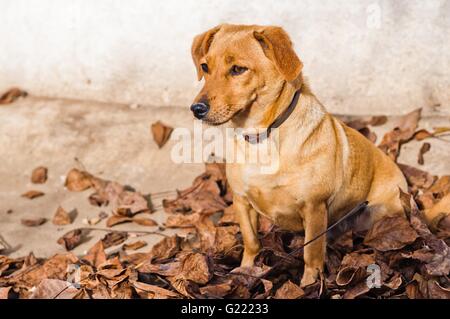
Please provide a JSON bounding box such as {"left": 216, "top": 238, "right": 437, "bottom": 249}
{"left": 190, "top": 102, "right": 209, "bottom": 119}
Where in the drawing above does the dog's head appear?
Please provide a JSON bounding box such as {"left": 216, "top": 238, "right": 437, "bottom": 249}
{"left": 190, "top": 24, "right": 303, "bottom": 126}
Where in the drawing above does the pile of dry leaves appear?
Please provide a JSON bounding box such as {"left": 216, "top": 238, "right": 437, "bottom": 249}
{"left": 1, "top": 109, "right": 449, "bottom": 299}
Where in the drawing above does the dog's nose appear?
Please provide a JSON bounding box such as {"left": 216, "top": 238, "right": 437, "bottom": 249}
{"left": 190, "top": 102, "right": 210, "bottom": 119}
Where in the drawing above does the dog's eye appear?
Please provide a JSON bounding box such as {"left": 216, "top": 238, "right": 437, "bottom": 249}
{"left": 230, "top": 65, "right": 248, "bottom": 76}
{"left": 201, "top": 63, "right": 209, "bottom": 73}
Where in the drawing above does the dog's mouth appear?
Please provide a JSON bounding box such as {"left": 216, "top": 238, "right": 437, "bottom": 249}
{"left": 202, "top": 108, "right": 244, "bottom": 126}
{"left": 202, "top": 98, "right": 256, "bottom": 126}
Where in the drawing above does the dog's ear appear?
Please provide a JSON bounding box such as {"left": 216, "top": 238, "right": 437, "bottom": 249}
{"left": 192, "top": 25, "right": 222, "bottom": 80}
{"left": 253, "top": 27, "right": 303, "bottom": 82}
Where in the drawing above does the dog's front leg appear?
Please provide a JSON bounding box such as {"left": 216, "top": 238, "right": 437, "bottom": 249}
{"left": 300, "top": 202, "right": 327, "bottom": 287}
{"left": 234, "top": 194, "right": 261, "bottom": 267}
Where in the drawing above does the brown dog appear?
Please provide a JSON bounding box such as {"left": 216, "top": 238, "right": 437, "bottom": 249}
{"left": 190, "top": 24, "right": 408, "bottom": 287}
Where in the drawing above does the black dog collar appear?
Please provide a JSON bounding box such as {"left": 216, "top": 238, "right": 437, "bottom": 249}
{"left": 243, "top": 89, "right": 301, "bottom": 144}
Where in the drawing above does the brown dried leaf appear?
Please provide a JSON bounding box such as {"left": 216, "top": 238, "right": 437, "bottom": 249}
{"left": 106, "top": 215, "right": 132, "bottom": 227}
{"left": 21, "top": 190, "right": 45, "bottom": 199}
{"left": 102, "top": 232, "right": 128, "bottom": 249}
{"left": 199, "top": 280, "right": 233, "bottom": 298}
{"left": 0, "top": 287, "right": 12, "bottom": 299}
{"left": 165, "top": 212, "right": 201, "bottom": 228}
{"left": 123, "top": 241, "right": 147, "bottom": 251}
{"left": 163, "top": 166, "right": 228, "bottom": 215}
{"left": 401, "top": 192, "right": 450, "bottom": 276}
{"left": 132, "top": 281, "right": 180, "bottom": 299}
{"left": 414, "top": 129, "right": 433, "bottom": 141}
{"left": 418, "top": 142, "right": 431, "bottom": 165}
{"left": 151, "top": 121, "right": 173, "bottom": 148}
{"left": 342, "top": 281, "right": 370, "bottom": 299}
{"left": 0, "top": 88, "right": 27, "bottom": 104}
{"left": 133, "top": 217, "right": 158, "bottom": 227}
{"left": 178, "top": 252, "right": 212, "bottom": 284}
{"left": 150, "top": 235, "right": 181, "bottom": 261}
{"left": 398, "top": 163, "right": 437, "bottom": 190}
{"left": 364, "top": 216, "right": 418, "bottom": 251}
{"left": 30, "top": 279, "right": 78, "bottom": 299}
{"left": 336, "top": 253, "right": 375, "bottom": 286}
{"left": 83, "top": 241, "right": 107, "bottom": 268}
{"left": 409, "top": 273, "right": 450, "bottom": 299}
{"left": 378, "top": 108, "right": 421, "bottom": 160}
{"left": 31, "top": 166, "right": 48, "bottom": 184}
{"left": 214, "top": 225, "right": 239, "bottom": 254}
{"left": 52, "top": 206, "right": 72, "bottom": 225}
{"left": 138, "top": 261, "right": 181, "bottom": 277}
{"left": 65, "top": 168, "right": 94, "bottom": 192}
{"left": 57, "top": 229, "right": 83, "bottom": 250}
{"left": 20, "top": 253, "right": 78, "bottom": 289}
{"left": 274, "top": 280, "right": 304, "bottom": 299}
{"left": 115, "top": 191, "right": 150, "bottom": 216}
{"left": 369, "top": 115, "right": 388, "bottom": 126}
{"left": 21, "top": 217, "right": 47, "bottom": 227}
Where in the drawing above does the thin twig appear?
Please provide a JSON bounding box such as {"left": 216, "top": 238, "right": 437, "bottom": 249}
{"left": 150, "top": 190, "right": 177, "bottom": 197}
{"left": 79, "top": 227, "right": 169, "bottom": 237}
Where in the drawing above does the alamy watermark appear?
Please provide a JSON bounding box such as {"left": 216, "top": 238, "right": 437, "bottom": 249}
{"left": 169, "top": 121, "right": 281, "bottom": 174}
{"left": 366, "top": 263, "right": 382, "bottom": 289}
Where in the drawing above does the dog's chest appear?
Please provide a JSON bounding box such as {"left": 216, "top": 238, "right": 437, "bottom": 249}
{"left": 228, "top": 164, "right": 304, "bottom": 230}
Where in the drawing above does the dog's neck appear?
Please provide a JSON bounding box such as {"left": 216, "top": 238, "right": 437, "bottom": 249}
{"left": 229, "top": 76, "right": 328, "bottom": 151}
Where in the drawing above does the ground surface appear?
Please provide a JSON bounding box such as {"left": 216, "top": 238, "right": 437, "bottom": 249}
{"left": 1, "top": 96, "right": 449, "bottom": 259}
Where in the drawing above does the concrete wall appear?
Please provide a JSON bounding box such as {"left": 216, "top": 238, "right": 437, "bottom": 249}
{"left": 1, "top": 0, "right": 449, "bottom": 115}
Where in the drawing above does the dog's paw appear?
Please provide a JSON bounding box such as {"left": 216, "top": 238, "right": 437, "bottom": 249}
{"left": 240, "top": 252, "right": 257, "bottom": 268}
{"left": 300, "top": 268, "right": 319, "bottom": 288}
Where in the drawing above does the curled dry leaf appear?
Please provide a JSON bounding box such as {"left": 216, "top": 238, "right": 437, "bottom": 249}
{"left": 407, "top": 273, "right": 450, "bottom": 299}
{"left": 336, "top": 252, "right": 375, "bottom": 286}
{"left": 31, "top": 166, "right": 48, "bottom": 184}
{"left": 0, "top": 88, "right": 27, "bottom": 104}
{"left": 106, "top": 215, "right": 131, "bottom": 227}
{"left": 21, "top": 190, "right": 45, "bottom": 199}
{"left": 364, "top": 216, "right": 418, "bottom": 251}
{"left": 342, "top": 281, "right": 370, "bottom": 299}
{"left": 151, "top": 121, "right": 173, "bottom": 148}
{"left": 21, "top": 218, "right": 47, "bottom": 227}
{"left": 274, "top": 280, "right": 304, "bottom": 299}
{"left": 52, "top": 206, "right": 72, "bottom": 225}
{"left": 378, "top": 108, "right": 422, "bottom": 160}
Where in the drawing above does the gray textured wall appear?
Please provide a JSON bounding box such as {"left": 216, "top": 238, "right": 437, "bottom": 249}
{"left": 1, "top": 0, "right": 449, "bottom": 115}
